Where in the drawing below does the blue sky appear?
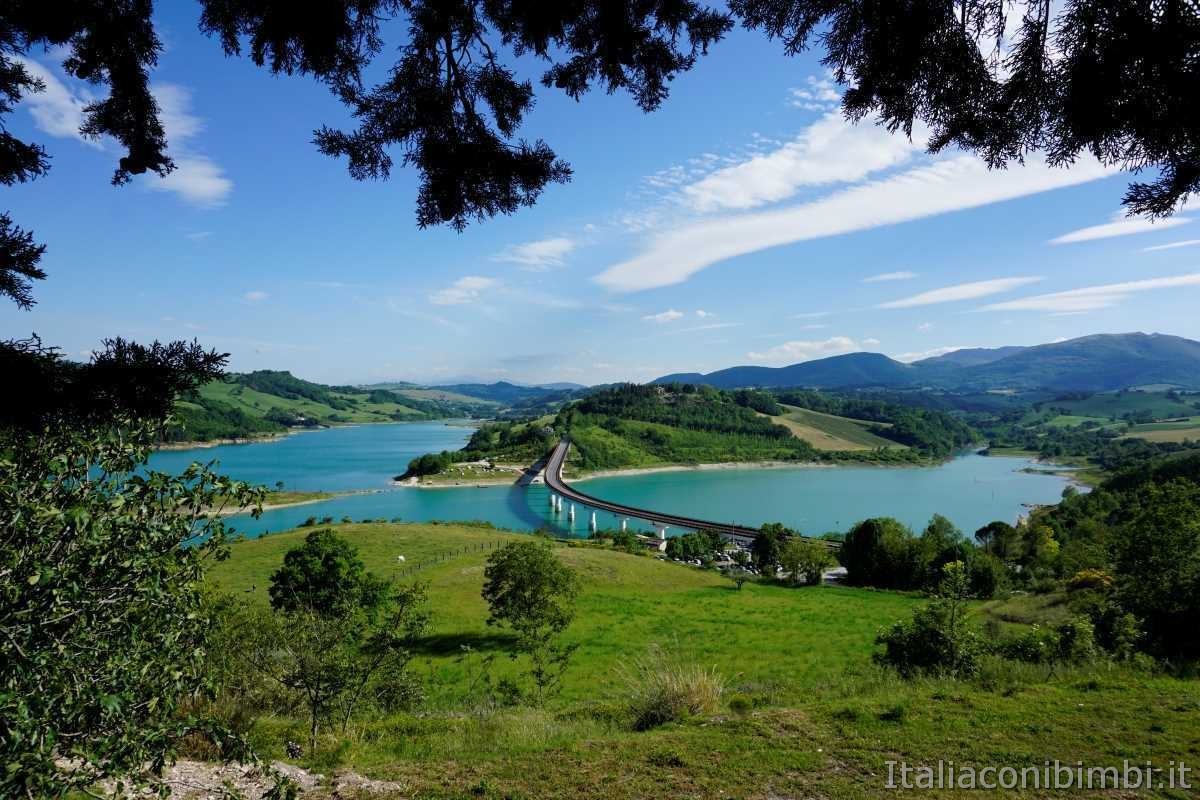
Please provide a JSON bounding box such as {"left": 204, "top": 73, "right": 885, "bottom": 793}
{"left": 4, "top": 6, "right": 1200, "bottom": 386}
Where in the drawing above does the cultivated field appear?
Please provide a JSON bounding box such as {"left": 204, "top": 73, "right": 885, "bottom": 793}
{"left": 770, "top": 405, "right": 904, "bottom": 451}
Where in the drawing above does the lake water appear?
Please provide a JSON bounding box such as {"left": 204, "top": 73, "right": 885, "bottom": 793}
{"left": 148, "top": 422, "right": 1074, "bottom": 539}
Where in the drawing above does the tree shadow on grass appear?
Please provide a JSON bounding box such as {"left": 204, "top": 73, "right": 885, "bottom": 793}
{"left": 411, "top": 630, "right": 517, "bottom": 656}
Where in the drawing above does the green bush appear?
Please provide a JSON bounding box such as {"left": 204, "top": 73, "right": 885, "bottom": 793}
{"left": 875, "top": 562, "right": 983, "bottom": 678}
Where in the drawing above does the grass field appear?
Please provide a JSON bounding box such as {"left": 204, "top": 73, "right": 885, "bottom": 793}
{"left": 770, "top": 405, "right": 904, "bottom": 451}
{"left": 1052, "top": 391, "right": 1199, "bottom": 420}
{"left": 199, "top": 381, "right": 428, "bottom": 424}
{"left": 1123, "top": 416, "right": 1200, "bottom": 443}
{"left": 204, "top": 523, "right": 1200, "bottom": 798}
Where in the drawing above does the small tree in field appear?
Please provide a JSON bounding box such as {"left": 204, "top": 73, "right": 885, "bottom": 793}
{"left": 875, "top": 561, "right": 982, "bottom": 678}
{"left": 780, "top": 539, "right": 835, "bottom": 586}
{"left": 482, "top": 540, "right": 580, "bottom": 701}
{"left": 238, "top": 582, "right": 429, "bottom": 750}
{"left": 269, "top": 528, "right": 388, "bottom": 619}
{"left": 752, "top": 523, "right": 790, "bottom": 576}
{"left": 723, "top": 565, "right": 751, "bottom": 590}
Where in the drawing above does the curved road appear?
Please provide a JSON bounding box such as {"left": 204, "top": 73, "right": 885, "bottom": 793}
{"left": 543, "top": 439, "right": 834, "bottom": 546}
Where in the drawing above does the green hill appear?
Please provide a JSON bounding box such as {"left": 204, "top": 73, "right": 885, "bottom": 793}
{"left": 163, "top": 371, "right": 492, "bottom": 444}
{"left": 401, "top": 385, "right": 977, "bottom": 481}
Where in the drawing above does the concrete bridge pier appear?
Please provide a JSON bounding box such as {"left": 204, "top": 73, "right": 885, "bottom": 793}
{"left": 568, "top": 503, "right": 576, "bottom": 522}
{"left": 549, "top": 492, "right": 557, "bottom": 508}
{"left": 654, "top": 524, "right": 668, "bottom": 541}
{"left": 620, "top": 517, "right": 628, "bottom": 532}
{"left": 589, "top": 510, "right": 597, "bottom": 531}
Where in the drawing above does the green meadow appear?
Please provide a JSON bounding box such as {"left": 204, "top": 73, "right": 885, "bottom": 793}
{"left": 207, "top": 523, "right": 1200, "bottom": 799}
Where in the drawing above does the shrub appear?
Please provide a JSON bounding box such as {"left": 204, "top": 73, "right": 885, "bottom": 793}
{"left": 1067, "top": 568, "right": 1114, "bottom": 592}
{"left": 997, "top": 625, "right": 1061, "bottom": 664}
{"left": 875, "top": 562, "right": 983, "bottom": 678}
{"left": 1056, "top": 618, "right": 1098, "bottom": 663}
{"left": 619, "top": 645, "right": 726, "bottom": 731}
{"left": 967, "top": 553, "right": 1005, "bottom": 599}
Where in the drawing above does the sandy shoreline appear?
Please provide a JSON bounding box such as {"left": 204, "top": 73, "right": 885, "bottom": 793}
{"left": 156, "top": 432, "right": 296, "bottom": 451}
{"left": 217, "top": 489, "right": 383, "bottom": 515}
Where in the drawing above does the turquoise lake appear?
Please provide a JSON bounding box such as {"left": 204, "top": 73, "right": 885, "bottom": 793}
{"left": 147, "top": 422, "right": 1075, "bottom": 539}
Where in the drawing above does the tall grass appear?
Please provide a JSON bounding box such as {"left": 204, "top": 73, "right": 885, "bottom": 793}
{"left": 618, "top": 644, "right": 726, "bottom": 731}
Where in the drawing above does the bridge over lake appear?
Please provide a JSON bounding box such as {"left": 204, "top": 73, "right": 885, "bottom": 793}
{"left": 543, "top": 438, "right": 836, "bottom": 547}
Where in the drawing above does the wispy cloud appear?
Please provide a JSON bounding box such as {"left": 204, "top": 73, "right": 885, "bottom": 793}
{"left": 147, "top": 84, "right": 233, "bottom": 207}
{"left": 642, "top": 309, "right": 684, "bottom": 323}
{"left": 1143, "top": 239, "right": 1200, "bottom": 252}
{"left": 864, "top": 270, "right": 917, "bottom": 283}
{"left": 787, "top": 73, "right": 842, "bottom": 112}
{"left": 746, "top": 335, "right": 861, "bottom": 365}
{"left": 679, "top": 110, "right": 921, "bottom": 213}
{"left": 243, "top": 290, "right": 268, "bottom": 302}
{"left": 878, "top": 277, "right": 1043, "bottom": 309}
{"left": 662, "top": 322, "right": 742, "bottom": 336}
{"left": 13, "top": 56, "right": 97, "bottom": 145}
{"left": 495, "top": 236, "right": 576, "bottom": 270}
{"left": 695, "top": 309, "right": 715, "bottom": 318}
{"left": 917, "top": 322, "right": 935, "bottom": 331}
{"left": 980, "top": 273, "right": 1200, "bottom": 313}
{"left": 429, "top": 276, "right": 497, "bottom": 305}
{"left": 15, "top": 60, "right": 232, "bottom": 207}
{"left": 596, "top": 154, "right": 1112, "bottom": 293}
{"left": 791, "top": 311, "right": 830, "bottom": 320}
{"left": 1050, "top": 211, "right": 1190, "bottom": 244}
{"left": 387, "top": 301, "right": 466, "bottom": 334}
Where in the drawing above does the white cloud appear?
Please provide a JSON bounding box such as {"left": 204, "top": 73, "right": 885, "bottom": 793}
{"left": 661, "top": 322, "right": 742, "bottom": 336}
{"left": 14, "top": 57, "right": 96, "bottom": 144}
{"left": 980, "top": 273, "right": 1200, "bottom": 313}
{"left": 862, "top": 337, "right": 881, "bottom": 347}
{"left": 788, "top": 73, "right": 842, "bottom": 111}
{"left": 864, "top": 270, "right": 917, "bottom": 283}
{"left": 894, "top": 345, "right": 970, "bottom": 363}
{"left": 495, "top": 236, "right": 576, "bottom": 270}
{"left": 596, "top": 154, "right": 1113, "bottom": 293}
{"left": 642, "top": 309, "right": 684, "bottom": 323}
{"left": 797, "top": 323, "right": 828, "bottom": 330}
{"left": 878, "top": 277, "right": 1043, "bottom": 309}
{"left": 791, "top": 311, "right": 830, "bottom": 319}
{"left": 1050, "top": 212, "right": 1190, "bottom": 244}
{"left": 746, "top": 336, "right": 861, "bottom": 365}
{"left": 144, "top": 84, "right": 232, "bottom": 207}
{"left": 917, "top": 322, "right": 934, "bottom": 331}
{"left": 695, "top": 309, "right": 715, "bottom": 318}
{"left": 679, "top": 111, "right": 922, "bottom": 213}
{"left": 151, "top": 156, "right": 233, "bottom": 207}
{"left": 1143, "top": 239, "right": 1200, "bottom": 252}
{"left": 243, "top": 290, "right": 268, "bottom": 302}
{"left": 429, "top": 276, "right": 498, "bottom": 305}
{"left": 185, "top": 231, "right": 213, "bottom": 241}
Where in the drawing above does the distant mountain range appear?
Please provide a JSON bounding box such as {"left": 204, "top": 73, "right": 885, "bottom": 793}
{"left": 654, "top": 333, "right": 1200, "bottom": 392}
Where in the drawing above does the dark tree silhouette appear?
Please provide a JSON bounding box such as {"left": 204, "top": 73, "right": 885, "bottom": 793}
{"left": 0, "top": 1, "right": 729, "bottom": 306}
{"left": 3, "top": 1, "right": 1198, "bottom": 310}
{"left": 732, "top": 0, "right": 1200, "bottom": 218}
